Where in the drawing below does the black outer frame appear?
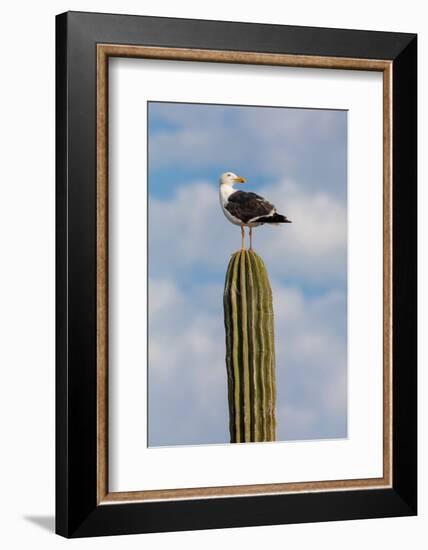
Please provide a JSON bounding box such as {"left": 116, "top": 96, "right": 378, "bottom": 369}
{"left": 56, "top": 11, "right": 417, "bottom": 538}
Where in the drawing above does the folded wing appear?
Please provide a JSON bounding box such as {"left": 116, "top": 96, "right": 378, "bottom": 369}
{"left": 225, "top": 191, "right": 275, "bottom": 223}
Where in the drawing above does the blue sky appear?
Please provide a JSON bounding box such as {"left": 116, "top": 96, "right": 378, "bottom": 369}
{"left": 147, "top": 101, "right": 347, "bottom": 446}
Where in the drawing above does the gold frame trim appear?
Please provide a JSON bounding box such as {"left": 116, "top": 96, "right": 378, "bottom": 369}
{"left": 96, "top": 44, "right": 393, "bottom": 505}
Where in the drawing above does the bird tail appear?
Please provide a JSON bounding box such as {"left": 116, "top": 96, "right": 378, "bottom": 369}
{"left": 257, "top": 214, "right": 292, "bottom": 224}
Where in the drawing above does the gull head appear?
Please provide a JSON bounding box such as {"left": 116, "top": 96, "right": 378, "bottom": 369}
{"left": 219, "top": 172, "right": 247, "bottom": 187}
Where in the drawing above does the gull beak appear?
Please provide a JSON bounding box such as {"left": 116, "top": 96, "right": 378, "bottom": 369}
{"left": 234, "top": 176, "right": 246, "bottom": 184}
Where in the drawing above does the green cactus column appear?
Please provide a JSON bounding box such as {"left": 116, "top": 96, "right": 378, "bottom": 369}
{"left": 223, "top": 250, "right": 276, "bottom": 443}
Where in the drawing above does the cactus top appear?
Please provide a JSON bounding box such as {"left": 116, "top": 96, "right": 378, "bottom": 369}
{"left": 219, "top": 172, "right": 292, "bottom": 227}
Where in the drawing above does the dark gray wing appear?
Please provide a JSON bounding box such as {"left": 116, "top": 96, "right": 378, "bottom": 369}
{"left": 225, "top": 190, "right": 275, "bottom": 223}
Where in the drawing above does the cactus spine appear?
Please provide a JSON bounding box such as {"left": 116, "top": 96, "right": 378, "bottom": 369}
{"left": 223, "top": 250, "right": 276, "bottom": 443}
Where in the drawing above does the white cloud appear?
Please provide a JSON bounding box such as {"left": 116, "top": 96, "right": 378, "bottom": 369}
{"left": 256, "top": 179, "right": 346, "bottom": 283}
{"left": 150, "top": 104, "right": 346, "bottom": 184}
{"left": 270, "top": 282, "right": 347, "bottom": 440}
{"left": 148, "top": 275, "right": 347, "bottom": 446}
{"left": 149, "top": 278, "right": 184, "bottom": 318}
{"left": 148, "top": 279, "right": 229, "bottom": 445}
{"left": 149, "top": 178, "right": 346, "bottom": 286}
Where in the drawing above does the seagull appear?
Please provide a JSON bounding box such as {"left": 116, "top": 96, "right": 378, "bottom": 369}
{"left": 219, "top": 172, "right": 291, "bottom": 250}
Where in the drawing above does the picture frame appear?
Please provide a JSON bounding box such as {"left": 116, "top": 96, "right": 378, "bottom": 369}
{"left": 56, "top": 11, "right": 417, "bottom": 538}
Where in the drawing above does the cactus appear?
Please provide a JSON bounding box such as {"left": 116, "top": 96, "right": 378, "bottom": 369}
{"left": 223, "top": 249, "right": 276, "bottom": 443}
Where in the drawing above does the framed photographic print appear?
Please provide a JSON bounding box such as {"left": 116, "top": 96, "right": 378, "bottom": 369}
{"left": 56, "top": 11, "right": 417, "bottom": 538}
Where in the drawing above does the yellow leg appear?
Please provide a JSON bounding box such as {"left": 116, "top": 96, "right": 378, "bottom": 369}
{"left": 249, "top": 226, "right": 253, "bottom": 251}
{"left": 241, "top": 226, "right": 246, "bottom": 250}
